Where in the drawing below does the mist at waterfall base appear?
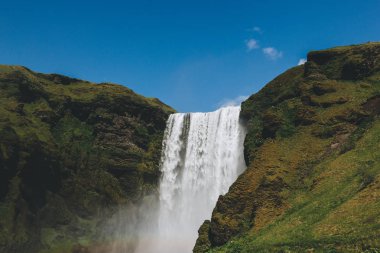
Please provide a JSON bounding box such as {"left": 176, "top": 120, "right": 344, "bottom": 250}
{"left": 101, "top": 106, "right": 246, "bottom": 253}
{"left": 135, "top": 105, "right": 247, "bottom": 253}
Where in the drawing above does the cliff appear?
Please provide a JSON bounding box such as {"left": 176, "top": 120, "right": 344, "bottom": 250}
{"left": 194, "top": 42, "right": 380, "bottom": 252}
{"left": 0, "top": 66, "right": 174, "bottom": 253}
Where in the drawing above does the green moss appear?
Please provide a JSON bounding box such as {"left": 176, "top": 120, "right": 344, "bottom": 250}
{"left": 198, "top": 42, "right": 380, "bottom": 253}
{"left": 0, "top": 64, "right": 174, "bottom": 252}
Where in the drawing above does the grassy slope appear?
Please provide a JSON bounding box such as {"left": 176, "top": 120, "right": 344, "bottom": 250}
{"left": 194, "top": 42, "right": 380, "bottom": 253}
{"left": 0, "top": 66, "right": 174, "bottom": 253}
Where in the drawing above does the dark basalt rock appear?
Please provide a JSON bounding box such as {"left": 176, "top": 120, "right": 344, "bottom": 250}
{"left": 193, "top": 220, "right": 212, "bottom": 253}
{"left": 294, "top": 107, "right": 316, "bottom": 126}
{"left": 312, "top": 83, "right": 336, "bottom": 96}
{"left": 307, "top": 43, "right": 380, "bottom": 80}
{"left": 363, "top": 95, "right": 380, "bottom": 116}
{"left": 0, "top": 65, "right": 174, "bottom": 253}
{"left": 0, "top": 126, "right": 20, "bottom": 200}
{"left": 261, "top": 111, "right": 283, "bottom": 138}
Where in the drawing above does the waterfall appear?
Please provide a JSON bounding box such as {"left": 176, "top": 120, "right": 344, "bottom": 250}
{"left": 136, "top": 106, "right": 246, "bottom": 253}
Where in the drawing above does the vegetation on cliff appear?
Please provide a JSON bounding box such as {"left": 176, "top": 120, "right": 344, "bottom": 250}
{"left": 194, "top": 42, "right": 380, "bottom": 252}
{"left": 0, "top": 65, "right": 174, "bottom": 253}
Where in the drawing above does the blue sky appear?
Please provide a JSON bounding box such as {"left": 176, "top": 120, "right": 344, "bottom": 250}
{"left": 1, "top": 1, "right": 379, "bottom": 112}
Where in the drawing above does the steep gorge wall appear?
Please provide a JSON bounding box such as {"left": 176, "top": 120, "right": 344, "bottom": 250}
{"left": 0, "top": 66, "right": 174, "bottom": 253}
{"left": 195, "top": 42, "right": 380, "bottom": 252}
{"left": 2, "top": 42, "right": 380, "bottom": 253}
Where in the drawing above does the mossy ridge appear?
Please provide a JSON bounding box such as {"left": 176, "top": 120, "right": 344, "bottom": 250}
{"left": 194, "top": 42, "right": 380, "bottom": 252}
{"left": 0, "top": 65, "right": 174, "bottom": 252}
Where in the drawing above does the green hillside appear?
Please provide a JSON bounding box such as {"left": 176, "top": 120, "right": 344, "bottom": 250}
{"left": 0, "top": 65, "right": 174, "bottom": 253}
{"left": 194, "top": 42, "right": 380, "bottom": 253}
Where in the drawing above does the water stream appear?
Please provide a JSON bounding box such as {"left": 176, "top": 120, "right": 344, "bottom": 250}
{"left": 136, "top": 106, "right": 246, "bottom": 253}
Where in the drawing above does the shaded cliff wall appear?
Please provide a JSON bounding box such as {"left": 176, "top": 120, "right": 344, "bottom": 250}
{"left": 0, "top": 65, "right": 174, "bottom": 253}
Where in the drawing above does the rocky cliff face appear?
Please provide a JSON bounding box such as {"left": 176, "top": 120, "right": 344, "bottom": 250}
{"left": 194, "top": 42, "right": 380, "bottom": 252}
{"left": 0, "top": 66, "right": 174, "bottom": 253}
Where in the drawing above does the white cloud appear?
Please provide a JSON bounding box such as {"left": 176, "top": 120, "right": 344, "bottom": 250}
{"left": 262, "top": 47, "right": 283, "bottom": 60}
{"left": 248, "top": 26, "right": 262, "bottom": 33}
{"left": 218, "top": 95, "right": 249, "bottom": 108}
{"left": 246, "top": 39, "right": 259, "bottom": 51}
{"left": 253, "top": 26, "right": 262, "bottom": 33}
{"left": 298, "top": 58, "right": 307, "bottom": 65}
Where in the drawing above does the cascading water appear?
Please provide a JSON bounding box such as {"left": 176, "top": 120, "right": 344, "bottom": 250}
{"left": 136, "top": 105, "right": 246, "bottom": 253}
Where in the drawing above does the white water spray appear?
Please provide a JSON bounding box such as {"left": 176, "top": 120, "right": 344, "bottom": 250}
{"left": 136, "top": 106, "right": 246, "bottom": 253}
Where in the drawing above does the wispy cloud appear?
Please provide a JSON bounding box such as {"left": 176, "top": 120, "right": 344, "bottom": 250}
{"left": 262, "top": 47, "right": 283, "bottom": 60}
{"left": 245, "top": 39, "right": 259, "bottom": 51}
{"left": 218, "top": 95, "right": 248, "bottom": 108}
{"left": 298, "top": 58, "right": 307, "bottom": 65}
{"left": 245, "top": 27, "right": 284, "bottom": 61}
{"left": 248, "top": 26, "right": 262, "bottom": 34}
{"left": 253, "top": 26, "right": 261, "bottom": 33}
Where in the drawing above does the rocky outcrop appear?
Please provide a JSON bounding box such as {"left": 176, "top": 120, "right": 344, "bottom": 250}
{"left": 0, "top": 66, "right": 174, "bottom": 253}
{"left": 194, "top": 42, "right": 380, "bottom": 252}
